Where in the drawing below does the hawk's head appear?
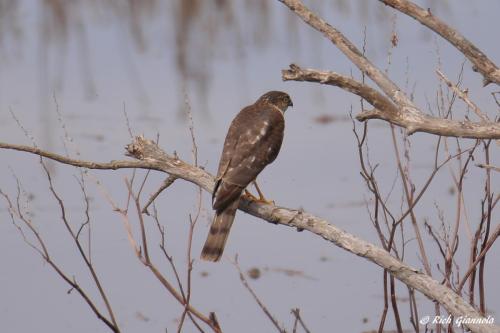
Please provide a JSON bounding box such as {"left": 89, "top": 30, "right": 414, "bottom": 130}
{"left": 258, "top": 91, "right": 293, "bottom": 113}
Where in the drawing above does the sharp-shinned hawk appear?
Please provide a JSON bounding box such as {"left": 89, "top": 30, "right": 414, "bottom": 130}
{"left": 201, "top": 91, "right": 293, "bottom": 262}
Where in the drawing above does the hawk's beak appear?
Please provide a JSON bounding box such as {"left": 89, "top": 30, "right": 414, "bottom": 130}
{"left": 288, "top": 100, "right": 294, "bottom": 108}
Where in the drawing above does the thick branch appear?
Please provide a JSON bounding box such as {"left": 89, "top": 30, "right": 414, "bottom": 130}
{"left": 278, "top": 0, "right": 417, "bottom": 110}
{"left": 283, "top": 64, "right": 500, "bottom": 139}
{"left": 380, "top": 0, "right": 500, "bottom": 86}
{"left": 1, "top": 137, "right": 498, "bottom": 333}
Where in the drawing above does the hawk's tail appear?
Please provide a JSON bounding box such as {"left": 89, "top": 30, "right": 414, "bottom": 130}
{"left": 201, "top": 199, "right": 239, "bottom": 262}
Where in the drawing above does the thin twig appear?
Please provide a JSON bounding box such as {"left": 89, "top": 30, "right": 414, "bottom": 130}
{"left": 476, "top": 164, "right": 500, "bottom": 173}
{"left": 436, "top": 69, "right": 489, "bottom": 122}
{"left": 1, "top": 179, "right": 119, "bottom": 333}
{"left": 290, "top": 309, "right": 311, "bottom": 333}
{"left": 142, "top": 175, "right": 177, "bottom": 214}
{"left": 234, "top": 257, "right": 287, "bottom": 333}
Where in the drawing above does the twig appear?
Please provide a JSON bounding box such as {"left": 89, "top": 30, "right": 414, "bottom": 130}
{"left": 290, "top": 309, "right": 311, "bottom": 333}
{"left": 142, "top": 175, "right": 177, "bottom": 214}
{"left": 459, "top": 219, "right": 500, "bottom": 294}
{"left": 178, "top": 184, "right": 203, "bottom": 333}
{"left": 476, "top": 164, "right": 500, "bottom": 173}
{"left": 436, "top": 69, "right": 489, "bottom": 122}
{"left": 389, "top": 125, "right": 432, "bottom": 276}
{"left": 96, "top": 176, "right": 218, "bottom": 332}
{"left": 389, "top": 275, "right": 404, "bottom": 333}
{"left": 234, "top": 258, "right": 287, "bottom": 333}
{"left": 150, "top": 204, "right": 206, "bottom": 333}
{"left": 40, "top": 159, "right": 120, "bottom": 330}
{"left": 1, "top": 179, "right": 120, "bottom": 333}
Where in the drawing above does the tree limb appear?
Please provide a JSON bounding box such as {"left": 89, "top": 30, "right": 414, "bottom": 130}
{"left": 379, "top": 0, "right": 500, "bottom": 86}
{"left": 282, "top": 64, "right": 500, "bottom": 139}
{"left": 1, "top": 137, "right": 498, "bottom": 333}
{"left": 278, "top": 0, "right": 417, "bottom": 111}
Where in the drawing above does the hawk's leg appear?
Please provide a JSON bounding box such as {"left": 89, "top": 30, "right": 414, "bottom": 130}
{"left": 243, "top": 189, "right": 258, "bottom": 201}
{"left": 243, "top": 180, "right": 275, "bottom": 205}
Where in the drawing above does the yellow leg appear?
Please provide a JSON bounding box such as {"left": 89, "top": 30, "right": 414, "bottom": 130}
{"left": 243, "top": 188, "right": 259, "bottom": 201}
{"left": 252, "top": 180, "right": 275, "bottom": 205}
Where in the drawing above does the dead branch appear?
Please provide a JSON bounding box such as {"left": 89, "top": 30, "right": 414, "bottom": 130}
{"left": 282, "top": 64, "right": 500, "bottom": 139}
{"left": 379, "top": 0, "right": 500, "bottom": 86}
{"left": 0, "top": 180, "right": 120, "bottom": 333}
{"left": 1, "top": 136, "right": 498, "bottom": 333}
{"left": 476, "top": 164, "right": 500, "bottom": 173}
{"left": 278, "top": 0, "right": 419, "bottom": 112}
{"left": 40, "top": 159, "right": 119, "bottom": 330}
{"left": 0, "top": 141, "right": 214, "bottom": 190}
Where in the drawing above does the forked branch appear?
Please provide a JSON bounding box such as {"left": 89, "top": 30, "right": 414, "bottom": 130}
{"left": 282, "top": 64, "right": 500, "bottom": 139}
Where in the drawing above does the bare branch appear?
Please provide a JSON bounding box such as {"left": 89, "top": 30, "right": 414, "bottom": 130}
{"left": 41, "top": 159, "right": 119, "bottom": 330}
{"left": 0, "top": 181, "right": 120, "bottom": 333}
{"left": 105, "top": 179, "right": 220, "bottom": 333}
{"left": 282, "top": 64, "right": 500, "bottom": 139}
{"left": 379, "top": 0, "right": 500, "bottom": 86}
{"left": 476, "top": 164, "right": 500, "bottom": 173}
{"left": 278, "top": 0, "right": 417, "bottom": 110}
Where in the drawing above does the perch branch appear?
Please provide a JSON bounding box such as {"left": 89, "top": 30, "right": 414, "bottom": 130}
{"left": 282, "top": 64, "right": 500, "bottom": 139}
{"left": 1, "top": 137, "right": 498, "bottom": 333}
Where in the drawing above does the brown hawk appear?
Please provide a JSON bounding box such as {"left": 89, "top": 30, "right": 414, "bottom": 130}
{"left": 201, "top": 91, "right": 293, "bottom": 262}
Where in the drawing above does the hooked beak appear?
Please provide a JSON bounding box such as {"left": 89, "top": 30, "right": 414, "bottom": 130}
{"left": 288, "top": 100, "right": 294, "bottom": 108}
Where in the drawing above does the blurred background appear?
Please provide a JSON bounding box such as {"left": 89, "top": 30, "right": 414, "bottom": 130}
{"left": 0, "top": 1, "right": 498, "bottom": 332}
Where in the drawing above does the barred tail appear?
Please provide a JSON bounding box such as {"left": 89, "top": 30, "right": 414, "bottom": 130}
{"left": 201, "top": 199, "right": 239, "bottom": 262}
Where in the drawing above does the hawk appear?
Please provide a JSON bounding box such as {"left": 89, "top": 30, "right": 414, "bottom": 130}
{"left": 201, "top": 91, "right": 293, "bottom": 262}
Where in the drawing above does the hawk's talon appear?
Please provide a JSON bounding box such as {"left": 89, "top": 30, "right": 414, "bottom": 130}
{"left": 243, "top": 189, "right": 275, "bottom": 205}
{"left": 243, "top": 189, "right": 259, "bottom": 201}
{"left": 252, "top": 180, "right": 275, "bottom": 205}
{"left": 258, "top": 197, "right": 275, "bottom": 205}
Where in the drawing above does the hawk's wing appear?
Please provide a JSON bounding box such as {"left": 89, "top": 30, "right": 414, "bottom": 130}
{"left": 212, "top": 103, "right": 285, "bottom": 212}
